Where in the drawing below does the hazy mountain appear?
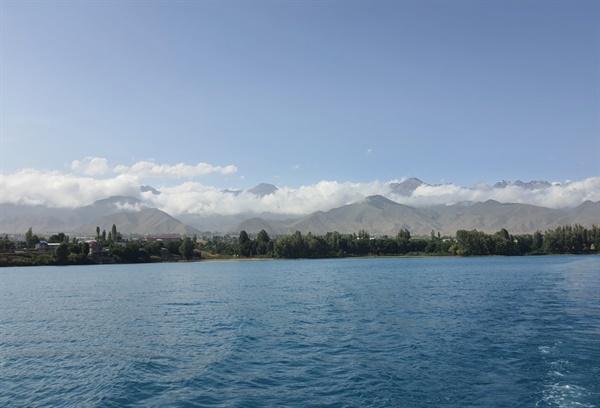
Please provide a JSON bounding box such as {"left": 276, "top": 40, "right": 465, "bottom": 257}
{"left": 222, "top": 189, "right": 242, "bottom": 196}
{"left": 180, "top": 211, "right": 299, "bottom": 233}
{"left": 231, "top": 197, "right": 599, "bottom": 236}
{"left": 438, "top": 200, "right": 567, "bottom": 235}
{"left": 248, "top": 183, "right": 278, "bottom": 197}
{"left": 389, "top": 178, "right": 425, "bottom": 196}
{"left": 75, "top": 208, "right": 201, "bottom": 236}
{"left": 233, "top": 195, "right": 441, "bottom": 236}
{"left": 324, "top": 195, "right": 440, "bottom": 235}
{"left": 222, "top": 183, "right": 278, "bottom": 197}
{"left": 234, "top": 217, "right": 292, "bottom": 236}
{"left": 179, "top": 213, "right": 256, "bottom": 232}
{"left": 1, "top": 211, "right": 68, "bottom": 235}
{"left": 78, "top": 196, "right": 146, "bottom": 219}
{"left": 141, "top": 185, "right": 161, "bottom": 195}
{"left": 1, "top": 196, "right": 148, "bottom": 235}
{"left": 389, "top": 178, "right": 554, "bottom": 198}
{"left": 556, "top": 201, "right": 600, "bottom": 226}
{"left": 493, "top": 180, "right": 552, "bottom": 190}
{"left": 2, "top": 179, "right": 598, "bottom": 237}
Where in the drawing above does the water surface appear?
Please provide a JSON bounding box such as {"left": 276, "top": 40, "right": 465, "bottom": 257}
{"left": 1, "top": 256, "right": 598, "bottom": 407}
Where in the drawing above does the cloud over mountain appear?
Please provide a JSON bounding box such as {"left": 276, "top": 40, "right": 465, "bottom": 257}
{"left": 2, "top": 158, "right": 599, "bottom": 216}
{"left": 395, "top": 178, "right": 599, "bottom": 209}
{"left": 1, "top": 168, "right": 141, "bottom": 208}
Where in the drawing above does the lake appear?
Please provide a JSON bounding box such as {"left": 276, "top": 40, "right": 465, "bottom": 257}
{"left": 1, "top": 256, "right": 599, "bottom": 407}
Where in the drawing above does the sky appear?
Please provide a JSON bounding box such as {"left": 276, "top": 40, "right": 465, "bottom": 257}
{"left": 1, "top": 0, "right": 599, "bottom": 215}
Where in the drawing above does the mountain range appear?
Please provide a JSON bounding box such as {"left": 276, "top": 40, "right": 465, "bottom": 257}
{"left": 1, "top": 179, "right": 598, "bottom": 237}
{"left": 234, "top": 196, "right": 598, "bottom": 236}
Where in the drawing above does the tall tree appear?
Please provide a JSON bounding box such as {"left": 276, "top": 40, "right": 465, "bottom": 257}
{"left": 238, "top": 230, "right": 252, "bottom": 257}
{"left": 179, "top": 237, "right": 196, "bottom": 260}
{"left": 25, "top": 227, "right": 34, "bottom": 248}
{"left": 532, "top": 231, "right": 544, "bottom": 252}
{"left": 48, "top": 232, "right": 68, "bottom": 243}
{"left": 256, "top": 229, "right": 271, "bottom": 256}
{"left": 54, "top": 243, "right": 70, "bottom": 265}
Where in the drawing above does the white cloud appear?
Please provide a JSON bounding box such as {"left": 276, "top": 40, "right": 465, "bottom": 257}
{"left": 71, "top": 157, "right": 237, "bottom": 179}
{"left": 113, "top": 164, "right": 130, "bottom": 173}
{"left": 115, "top": 161, "right": 237, "bottom": 178}
{"left": 71, "top": 157, "right": 109, "bottom": 176}
{"left": 1, "top": 168, "right": 141, "bottom": 208}
{"left": 389, "top": 177, "right": 600, "bottom": 209}
{"left": 70, "top": 160, "right": 81, "bottom": 172}
{"left": 144, "top": 180, "right": 386, "bottom": 216}
{"left": 2, "top": 160, "right": 598, "bottom": 216}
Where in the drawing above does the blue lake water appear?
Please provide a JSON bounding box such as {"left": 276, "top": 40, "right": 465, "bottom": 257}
{"left": 1, "top": 256, "right": 599, "bottom": 407}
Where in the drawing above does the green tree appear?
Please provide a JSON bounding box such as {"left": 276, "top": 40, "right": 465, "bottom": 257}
{"left": 456, "top": 230, "right": 493, "bottom": 256}
{"left": 256, "top": 229, "right": 272, "bottom": 256}
{"left": 238, "top": 230, "right": 252, "bottom": 257}
{"left": 25, "top": 227, "right": 34, "bottom": 248}
{"left": 165, "top": 239, "right": 183, "bottom": 256}
{"left": 532, "top": 231, "right": 544, "bottom": 253}
{"left": 513, "top": 234, "right": 533, "bottom": 255}
{"left": 305, "top": 232, "right": 328, "bottom": 258}
{"left": 111, "top": 224, "right": 118, "bottom": 242}
{"left": 81, "top": 241, "right": 90, "bottom": 257}
{"left": 0, "top": 236, "right": 15, "bottom": 251}
{"left": 324, "top": 231, "right": 342, "bottom": 256}
{"left": 274, "top": 232, "right": 307, "bottom": 259}
{"left": 110, "top": 242, "right": 150, "bottom": 263}
{"left": 396, "top": 229, "right": 411, "bottom": 254}
{"left": 358, "top": 229, "right": 370, "bottom": 240}
{"left": 179, "top": 237, "right": 196, "bottom": 260}
{"left": 144, "top": 241, "right": 164, "bottom": 256}
{"left": 494, "top": 228, "right": 515, "bottom": 255}
{"left": 54, "top": 243, "right": 70, "bottom": 265}
{"left": 48, "top": 232, "right": 68, "bottom": 243}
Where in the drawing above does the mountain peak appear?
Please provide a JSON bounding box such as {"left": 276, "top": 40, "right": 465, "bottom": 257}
{"left": 248, "top": 183, "right": 278, "bottom": 197}
{"left": 141, "top": 185, "right": 161, "bottom": 195}
{"left": 494, "top": 180, "right": 551, "bottom": 190}
{"left": 389, "top": 178, "right": 426, "bottom": 196}
{"left": 93, "top": 196, "right": 143, "bottom": 207}
{"left": 366, "top": 195, "right": 399, "bottom": 205}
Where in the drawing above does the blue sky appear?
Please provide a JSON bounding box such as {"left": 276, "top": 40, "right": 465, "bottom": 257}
{"left": 1, "top": 0, "right": 599, "bottom": 210}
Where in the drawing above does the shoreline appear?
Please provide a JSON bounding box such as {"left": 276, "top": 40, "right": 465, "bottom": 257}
{"left": 5, "top": 253, "right": 593, "bottom": 268}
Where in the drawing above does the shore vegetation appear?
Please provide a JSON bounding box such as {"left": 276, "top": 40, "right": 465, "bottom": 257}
{"left": 1, "top": 224, "right": 598, "bottom": 267}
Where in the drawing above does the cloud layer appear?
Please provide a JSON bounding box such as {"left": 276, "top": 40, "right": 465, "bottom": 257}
{"left": 71, "top": 157, "right": 237, "bottom": 178}
{"left": 2, "top": 158, "right": 599, "bottom": 216}
{"left": 391, "top": 179, "right": 600, "bottom": 210}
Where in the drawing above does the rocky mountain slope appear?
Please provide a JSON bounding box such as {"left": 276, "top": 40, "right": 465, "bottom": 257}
{"left": 232, "top": 197, "right": 599, "bottom": 236}
{"left": 74, "top": 208, "right": 201, "bottom": 236}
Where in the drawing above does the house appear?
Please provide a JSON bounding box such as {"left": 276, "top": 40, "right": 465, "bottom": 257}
{"left": 35, "top": 241, "right": 64, "bottom": 252}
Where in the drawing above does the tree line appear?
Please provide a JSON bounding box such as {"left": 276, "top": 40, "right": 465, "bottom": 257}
{"left": 1, "top": 223, "right": 598, "bottom": 267}
{"left": 0, "top": 225, "right": 200, "bottom": 266}
{"left": 201, "top": 224, "right": 600, "bottom": 259}
{"left": 454, "top": 224, "right": 600, "bottom": 256}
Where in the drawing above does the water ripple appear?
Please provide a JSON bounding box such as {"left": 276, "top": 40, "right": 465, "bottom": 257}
{"left": 1, "top": 256, "right": 598, "bottom": 407}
